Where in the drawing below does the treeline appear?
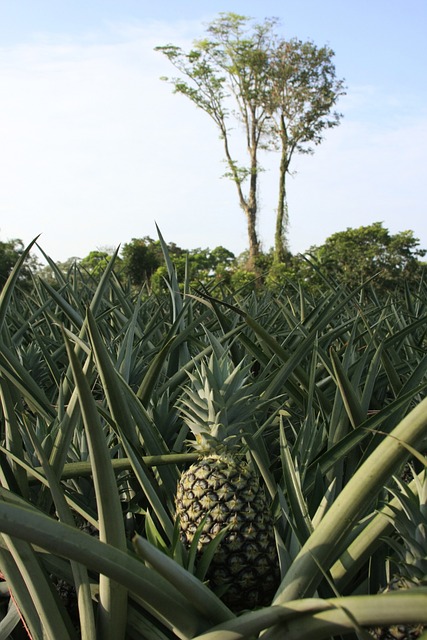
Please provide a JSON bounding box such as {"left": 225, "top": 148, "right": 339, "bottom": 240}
{"left": 1, "top": 222, "right": 426, "bottom": 295}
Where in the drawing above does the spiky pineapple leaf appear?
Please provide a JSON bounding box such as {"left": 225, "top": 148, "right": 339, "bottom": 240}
{"left": 0, "top": 495, "right": 208, "bottom": 638}
{"left": 0, "top": 236, "right": 40, "bottom": 334}
{"left": 0, "top": 532, "right": 78, "bottom": 639}
{"left": 63, "top": 327, "right": 128, "bottom": 640}
{"left": 132, "top": 533, "right": 234, "bottom": 623}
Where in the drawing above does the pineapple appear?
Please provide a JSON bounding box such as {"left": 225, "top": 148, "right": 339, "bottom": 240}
{"left": 370, "top": 465, "right": 427, "bottom": 640}
{"left": 175, "top": 349, "right": 280, "bottom": 612}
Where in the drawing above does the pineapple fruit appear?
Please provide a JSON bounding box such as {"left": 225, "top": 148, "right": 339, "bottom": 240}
{"left": 175, "top": 350, "right": 280, "bottom": 611}
{"left": 370, "top": 466, "right": 427, "bottom": 640}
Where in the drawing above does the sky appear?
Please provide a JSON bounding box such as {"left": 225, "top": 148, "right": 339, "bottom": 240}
{"left": 0, "top": 0, "right": 426, "bottom": 264}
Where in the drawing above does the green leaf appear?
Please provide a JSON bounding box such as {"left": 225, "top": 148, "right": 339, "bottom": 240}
{"left": 0, "top": 495, "right": 208, "bottom": 639}
{"left": 279, "top": 422, "right": 313, "bottom": 545}
{"left": 0, "top": 532, "right": 78, "bottom": 639}
{"left": 23, "top": 418, "right": 96, "bottom": 639}
{"left": 63, "top": 327, "right": 128, "bottom": 640}
{"left": 0, "top": 344, "right": 55, "bottom": 420}
{"left": 137, "top": 335, "right": 176, "bottom": 407}
{"left": 114, "top": 430, "right": 175, "bottom": 543}
{"left": 329, "top": 346, "right": 366, "bottom": 429}
{"left": 132, "top": 533, "right": 234, "bottom": 624}
{"left": 0, "top": 236, "right": 39, "bottom": 334}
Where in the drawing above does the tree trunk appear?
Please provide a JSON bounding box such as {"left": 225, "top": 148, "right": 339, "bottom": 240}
{"left": 222, "top": 127, "right": 260, "bottom": 270}
{"left": 274, "top": 116, "right": 290, "bottom": 264}
{"left": 246, "top": 149, "right": 260, "bottom": 270}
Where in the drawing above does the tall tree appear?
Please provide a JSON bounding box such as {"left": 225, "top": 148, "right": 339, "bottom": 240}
{"left": 267, "top": 39, "right": 346, "bottom": 262}
{"left": 156, "top": 13, "right": 345, "bottom": 267}
{"left": 156, "top": 13, "right": 273, "bottom": 268}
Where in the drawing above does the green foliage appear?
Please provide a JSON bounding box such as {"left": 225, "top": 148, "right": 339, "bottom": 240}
{"left": 0, "top": 235, "right": 427, "bottom": 637}
{"left": 79, "top": 249, "right": 119, "bottom": 278}
{"left": 305, "top": 222, "right": 426, "bottom": 291}
{"left": 228, "top": 267, "right": 258, "bottom": 294}
{"left": 121, "top": 238, "right": 238, "bottom": 294}
{"left": 120, "top": 236, "right": 163, "bottom": 286}
{"left": 264, "top": 260, "right": 295, "bottom": 292}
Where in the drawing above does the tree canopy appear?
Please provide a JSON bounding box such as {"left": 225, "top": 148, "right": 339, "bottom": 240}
{"left": 80, "top": 250, "right": 118, "bottom": 278}
{"left": 301, "top": 222, "right": 426, "bottom": 291}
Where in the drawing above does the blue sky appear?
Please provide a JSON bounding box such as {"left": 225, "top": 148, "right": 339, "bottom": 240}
{"left": 0, "top": 0, "right": 426, "bottom": 262}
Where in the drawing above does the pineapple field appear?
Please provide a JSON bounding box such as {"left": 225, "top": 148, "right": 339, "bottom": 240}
{"left": 0, "top": 233, "right": 426, "bottom": 640}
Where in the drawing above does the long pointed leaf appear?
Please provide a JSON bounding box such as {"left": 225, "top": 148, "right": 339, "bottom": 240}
{"left": 0, "top": 236, "right": 39, "bottom": 334}
{"left": 0, "top": 496, "right": 207, "bottom": 639}
{"left": 63, "top": 329, "right": 128, "bottom": 640}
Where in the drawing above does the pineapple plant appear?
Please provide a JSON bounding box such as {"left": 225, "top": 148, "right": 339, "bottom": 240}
{"left": 370, "top": 465, "right": 427, "bottom": 640}
{"left": 175, "top": 348, "right": 280, "bottom": 612}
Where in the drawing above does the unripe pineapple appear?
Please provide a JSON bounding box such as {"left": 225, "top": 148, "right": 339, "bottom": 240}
{"left": 370, "top": 466, "right": 427, "bottom": 639}
{"left": 175, "top": 350, "right": 280, "bottom": 611}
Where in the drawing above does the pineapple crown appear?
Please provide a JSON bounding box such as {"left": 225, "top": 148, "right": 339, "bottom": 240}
{"left": 178, "top": 347, "right": 258, "bottom": 453}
